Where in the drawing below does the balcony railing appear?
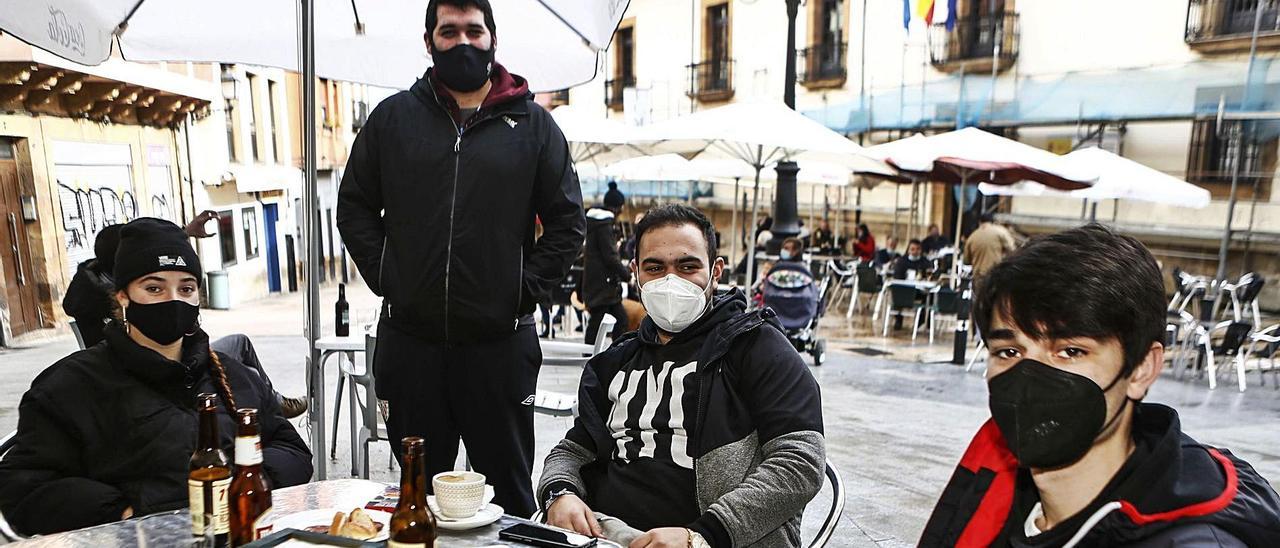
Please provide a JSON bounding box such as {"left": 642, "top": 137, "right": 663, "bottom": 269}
{"left": 604, "top": 76, "right": 634, "bottom": 110}
{"left": 798, "top": 42, "right": 848, "bottom": 86}
{"left": 688, "top": 59, "right": 735, "bottom": 101}
{"left": 1186, "top": 0, "right": 1280, "bottom": 49}
{"left": 929, "top": 12, "right": 1019, "bottom": 72}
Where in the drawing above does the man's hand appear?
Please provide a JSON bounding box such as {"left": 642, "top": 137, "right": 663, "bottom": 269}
{"left": 185, "top": 210, "right": 219, "bottom": 238}
{"left": 629, "top": 528, "right": 690, "bottom": 548}
{"left": 545, "top": 494, "right": 603, "bottom": 538}
{"left": 121, "top": 506, "right": 134, "bottom": 519}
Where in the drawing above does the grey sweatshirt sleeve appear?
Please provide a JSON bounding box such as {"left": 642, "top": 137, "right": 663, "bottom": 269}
{"left": 536, "top": 438, "right": 597, "bottom": 512}
{"left": 696, "top": 431, "right": 826, "bottom": 547}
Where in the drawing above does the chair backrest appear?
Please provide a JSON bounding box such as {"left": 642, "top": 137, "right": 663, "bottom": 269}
{"left": 0, "top": 430, "right": 14, "bottom": 459}
{"left": 807, "top": 460, "right": 846, "bottom": 548}
{"left": 1240, "top": 273, "right": 1266, "bottom": 304}
{"left": 361, "top": 334, "right": 380, "bottom": 431}
{"left": 1220, "top": 322, "right": 1253, "bottom": 354}
{"left": 592, "top": 314, "right": 616, "bottom": 354}
{"left": 855, "top": 264, "right": 880, "bottom": 292}
{"left": 889, "top": 284, "right": 919, "bottom": 309}
{"left": 933, "top": 288, "right": 959, "bottom": 314}
{"left": 0, "top": 430, "right": 23, "bottom": 543}
{"left": 69, "top": 320, "right": 86, "bottom": 350}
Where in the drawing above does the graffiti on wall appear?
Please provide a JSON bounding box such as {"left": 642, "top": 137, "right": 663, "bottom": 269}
{"left": 57, "top": 180, "right": 140, "bottom": 269}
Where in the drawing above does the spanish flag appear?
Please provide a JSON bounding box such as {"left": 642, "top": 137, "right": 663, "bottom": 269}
{"left": 917, "top": 0, "right": 935, "bottom": 25}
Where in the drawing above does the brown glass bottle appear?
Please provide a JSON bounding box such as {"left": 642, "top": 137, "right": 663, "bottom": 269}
{"left": 189, "top": 393, "right": 232, "bottom": 548}
{"left": 229, "top": 409, "right": 273, "bottom": 546}
{"left": 388, "top": 437, "right": 437, "bottom": 547}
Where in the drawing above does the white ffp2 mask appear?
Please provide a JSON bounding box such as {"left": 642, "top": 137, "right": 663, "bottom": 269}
{"left": 640, "top": 273, "right": 710, "bottom": 333}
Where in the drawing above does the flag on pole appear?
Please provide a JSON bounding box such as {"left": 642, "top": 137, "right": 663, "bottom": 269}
{"left": 945, "top": 0, "right": 958, "bottom": 31}
{"left": 903, "top": 0, "right": 911, "bottom": 30}
{"left": 918, "top": 0, "right": 936, "bottom": 25}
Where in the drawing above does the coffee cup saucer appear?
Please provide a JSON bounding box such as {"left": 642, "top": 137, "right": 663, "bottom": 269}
{"left": 427, "top": 496, "right": 504, "bottom": 531}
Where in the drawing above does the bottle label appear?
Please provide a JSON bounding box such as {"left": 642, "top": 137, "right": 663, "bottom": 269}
{"left": 235, "top": 436, "right": 263, "bottom": 466}
{"left": 188, "top": 478, "right": 232, "bottom": 535}
{"left": 341, "top": 310, "right": 349, "bottom": 324}
{"left": 386, "top": 541, "right": 431, "bottom": 548}
{"left": 252, "top": 507, "right": 274, "bottom": 540}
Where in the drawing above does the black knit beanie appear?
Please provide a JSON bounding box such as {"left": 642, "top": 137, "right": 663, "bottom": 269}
{"left": 94, "top": 224, "right": 124, "bottom": 272}
{"left": 113, "top": 218, "right": 203, "bottom": 290}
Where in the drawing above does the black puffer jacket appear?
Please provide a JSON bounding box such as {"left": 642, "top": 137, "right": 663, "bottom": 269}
{"left": 921, "top": 404, "right": 1280, "bottom": 547}
{"left": 0, "top": 324, "right": 312, "bottom": 535}
{"left": 337, "top": 64, "right": 585, "bottom": 344}
{"left": 61, "top": 259, "right": 116, "bottom": 347}
{"left": 582, "top": 208, "right": 628, "bottom": 308}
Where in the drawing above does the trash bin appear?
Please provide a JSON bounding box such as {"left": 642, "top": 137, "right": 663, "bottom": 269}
{"left": 208, "top": 270, "right": 231, "bottom": 310}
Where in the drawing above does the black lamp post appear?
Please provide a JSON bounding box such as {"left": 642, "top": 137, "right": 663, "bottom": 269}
{"left": 767, "top": 0, "right": 803, "bottom": 254}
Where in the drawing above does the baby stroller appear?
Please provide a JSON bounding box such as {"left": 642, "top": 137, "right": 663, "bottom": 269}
{"left": 761, "top": 261, "right": 828, "bottom": 365}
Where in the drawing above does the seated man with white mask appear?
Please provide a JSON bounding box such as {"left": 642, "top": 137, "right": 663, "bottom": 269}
{"left": 538, "top": 204, "right": 826, "bottom": 548}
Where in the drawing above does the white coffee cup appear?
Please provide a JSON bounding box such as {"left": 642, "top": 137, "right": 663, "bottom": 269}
{"left": 432, "top": 471, "right": 487, "bottom": 518}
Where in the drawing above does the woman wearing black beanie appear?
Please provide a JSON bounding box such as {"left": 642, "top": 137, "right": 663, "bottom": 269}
{"left": 0, "top": 217, "right": 312, "bottom": 536}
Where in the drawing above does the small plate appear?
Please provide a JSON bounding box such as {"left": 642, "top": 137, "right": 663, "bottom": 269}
{"left": 427, "top": 496, "right": 505, "bottom": 531}
{"left": 271, "top": 508, "right": 392, "bottom": 541}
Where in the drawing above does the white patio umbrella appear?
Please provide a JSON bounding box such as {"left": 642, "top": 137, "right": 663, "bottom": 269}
{"left": 550, "top": 105, "right": 641, "bottom": 166}
{"left": 0, "top": 0, "right": 627, "bottom": 480}
{"left": 0, "top": 0, "right": 626, "bottom": 91}
{"left": 977, "top": 147, "right": 1211, "bottom": 210}
{"left": 631, "top": 101, "right": 892, "bottom": 285}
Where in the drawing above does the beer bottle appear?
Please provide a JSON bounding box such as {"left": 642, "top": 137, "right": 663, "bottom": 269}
{"left": 388, "top": 437, "right": 437, "bottom": 547}
{"left": 189, "top": 393, "right": 232, "bottom": 547}
{"left": 229, "top": 409, "right": 273, "bottom": 546}
{"left": 335, "top": 283, "right": 350, "bottom": 337}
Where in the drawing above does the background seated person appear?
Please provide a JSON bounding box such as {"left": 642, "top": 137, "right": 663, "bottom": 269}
{"left": 920, "top": 224, "right": 1280, "bottom": 547}
{"left": 921, "top": 224, "right": 948, "bottom": 257}
{"left": 538, "top": 204, "right": 825, "bottom": 548}
{"left": 0, "top": 218, "right": 312, "bottom": 536}
{"left": 893, "top": 239, "right": 933, "bottom": 280}
{"left": 873, "top": 236, "right": 900, "bottom": 269}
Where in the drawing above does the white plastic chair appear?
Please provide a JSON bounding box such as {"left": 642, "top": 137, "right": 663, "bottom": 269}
{"left": 1244, "top": 324, "right": 1280, "bottom": 389}
{"left": 535, "top": 315, "right": 615, "bottom": 418}
{"left": 0, "top": 430, "right": 25, "bottom": 543}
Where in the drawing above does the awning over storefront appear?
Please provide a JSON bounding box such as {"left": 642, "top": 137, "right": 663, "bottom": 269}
{"left": 807, "top": 58, "right": 1280, "bottom": 133}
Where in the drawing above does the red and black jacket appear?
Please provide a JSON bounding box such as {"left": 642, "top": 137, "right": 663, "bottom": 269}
{"left": 920, "top": 403, "right": 1280, "bottom": 547}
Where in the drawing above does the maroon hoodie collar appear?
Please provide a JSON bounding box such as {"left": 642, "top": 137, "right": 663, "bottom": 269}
{"left": 426, "top": 62, "right": 530, "bottom": 125}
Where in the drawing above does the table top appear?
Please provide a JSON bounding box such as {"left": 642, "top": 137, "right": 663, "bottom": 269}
{"left": 12, "top": 479, "right": 551, "bottom": 547}
{"left": 885, "top": 279, "right": 940, "bottom": 290}
{"left": 316, "top": 335, "right": 369, "bottom": 352}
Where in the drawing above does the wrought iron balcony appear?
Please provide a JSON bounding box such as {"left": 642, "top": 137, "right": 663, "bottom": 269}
{"left": 798, "top": 42, "right": 848, "bottom": 88}
{"left": 928, "top": 12, "right": 1019, "bottom": 74}
{"left": 604, "top": 76, "right": 634, "bottom": 110}
{"left": 687, "top": 59, "right": 735, "bottom": 102}
{"left": 1186, "top": 0, "right": 1280, "bottom": 52}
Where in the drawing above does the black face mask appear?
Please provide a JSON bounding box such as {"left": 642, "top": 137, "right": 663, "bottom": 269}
{"left": 988, "top": 359, "right": 1129, "bottom": 469}
{"left": 126, "top": 300, "right": 200, "bottom": 345}
{"left": 431, "top": 43, "right": 494, "bottom": 92}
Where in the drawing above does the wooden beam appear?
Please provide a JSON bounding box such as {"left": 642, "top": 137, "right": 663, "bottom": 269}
{"left": 24, "top": 89, "right": 63, "bottom": 115}
{"left": 24, "top": 70, "right": 61, "bottom": 91}
{"left": 149, "top": 95, "right": 184, "bottom": 112}
{"left": 62, "top": 82, "right": 121, "bottom": 115}
{"left": 51, "top": 73, "right": 84, "bottom": 94}
{"left": 0, "top": 85, "right": 27, "bottom": 107}
{"left": 107, "top": 104, "right": 137, "bottom": 125}
{"left": 116, "top": 86, "right": 142, "bottom": 104}
{"left": 134, "top": 90, "right": 158, "bottom": 108}
{"left": 86, "top": 100, "right": 114, "bottom": 119}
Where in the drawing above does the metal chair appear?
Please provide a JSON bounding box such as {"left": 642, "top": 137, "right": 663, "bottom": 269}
{"left": 1244, "top": 324, "right": 1280, "bottom": 389}
{"left": 1191, "top": 321, "right": 1253, "bottom": 392}
{"left": 69, "top": 320, "right": 86, "bottom": 350}
{"left": 345, "top": 334, "right": 391, "bottom": 478}
{"left": 0, "top": 430, "right": 25, "bottom": 543}
{"left": 847, "top": 263, "right": 882, "bottom": 319}
{"left": 535, "top": 315, "right": 615, "bottom": 418}
{"left": 824, "top": 260, "right": 855, "bottom": 316}
{"left": 882, "top": 283, "right": 925, "bottom": 340}
{"left": 927, "top": 287, "right": 959, "bottom": 344}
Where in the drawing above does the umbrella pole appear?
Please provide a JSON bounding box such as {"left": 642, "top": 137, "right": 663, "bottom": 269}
{"left": 953, "top": 176, "right": 967, "bottom": 281}
{"left": 730, "top": 177, "right": 740, "bottom": 269}
{"left": 892, "top": 183, "right": 900, "bottom": 240}
{"left": 746, "top": 168, "right": 763, "bottom": 288}
{"left": 808, "top": 184, "right": 816, "bottom": 245}
{"left": 301, "top": 0, "right": 325, "bottom": 480}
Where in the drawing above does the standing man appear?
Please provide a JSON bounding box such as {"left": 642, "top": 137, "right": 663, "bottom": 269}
{"left": 964, "top": 213, "right": 1018, "bottom": 279}
{"left": 582, "top": 189, "right": 629, "bottom": 345}
{"left": 337, "top": 0, "right": 585, "bottom": 517}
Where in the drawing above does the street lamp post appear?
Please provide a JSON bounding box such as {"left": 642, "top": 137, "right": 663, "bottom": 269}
{"left": 768, "top": 0, "right": 803, "bottom": 255}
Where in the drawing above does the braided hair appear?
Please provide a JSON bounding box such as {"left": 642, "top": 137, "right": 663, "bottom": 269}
{"left": 206, "top": 348, "right": 238, "bottom": 415}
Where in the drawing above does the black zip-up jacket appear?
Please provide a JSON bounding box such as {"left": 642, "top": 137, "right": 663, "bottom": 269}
{"left": 921, "top": 403, "right": 1280, "bottom": 547}
{"left": 61, "top": 259, "right": 116, "bottom": 347}
{"left": 582, "top": 208, "right": 629, "bottom": 308}
{"left": 337, "top": 64, "right": 586, "bottom": 344}
{"left": 0, "top": 323, "right": 312, "bottom": 536}
{"left": 538, "top": 290, "right": 826, "bottom": 546}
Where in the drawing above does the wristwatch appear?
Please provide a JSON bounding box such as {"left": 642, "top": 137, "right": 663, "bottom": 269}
{"left": 686, "top": 529, "right": 710, "bottom": 548}
{"left": 544, "top": 487, "right": 577, "bottom": 511}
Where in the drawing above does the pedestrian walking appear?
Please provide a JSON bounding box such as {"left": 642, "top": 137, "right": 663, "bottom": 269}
{"left": 964, "top": 213, "right": 1018, "bottom": 279}
{"left": 336, "top": 0, "right": 585, "bottom": 516}
{"left": 582, "top": 189, "right": 629, "bottom": 345}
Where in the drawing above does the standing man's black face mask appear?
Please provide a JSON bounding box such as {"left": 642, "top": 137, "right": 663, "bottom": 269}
{"left": 988, "top": 359, "right": 1131, "bottom": 469}
{"left": 432, "top": 42, "right": 494, "bottom": 92}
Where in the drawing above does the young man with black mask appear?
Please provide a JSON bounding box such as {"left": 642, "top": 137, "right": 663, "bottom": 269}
{"left": 538, "top": 204, "right": 825, "bottom": 547}
{"left": 337, "top": 0, "right": 585, "bottom": 516}
{"left": 920, "top": 224, "right": 1280, "bottom": 547}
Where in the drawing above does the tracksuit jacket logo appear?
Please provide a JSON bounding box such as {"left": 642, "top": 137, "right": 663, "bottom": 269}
{"left": 606, "top": 360, "right": 697, "bottom": 469}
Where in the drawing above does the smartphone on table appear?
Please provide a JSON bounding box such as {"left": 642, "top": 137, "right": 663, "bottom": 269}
{"left": 498, "top": 523, "right": 599, "bottom": 548}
